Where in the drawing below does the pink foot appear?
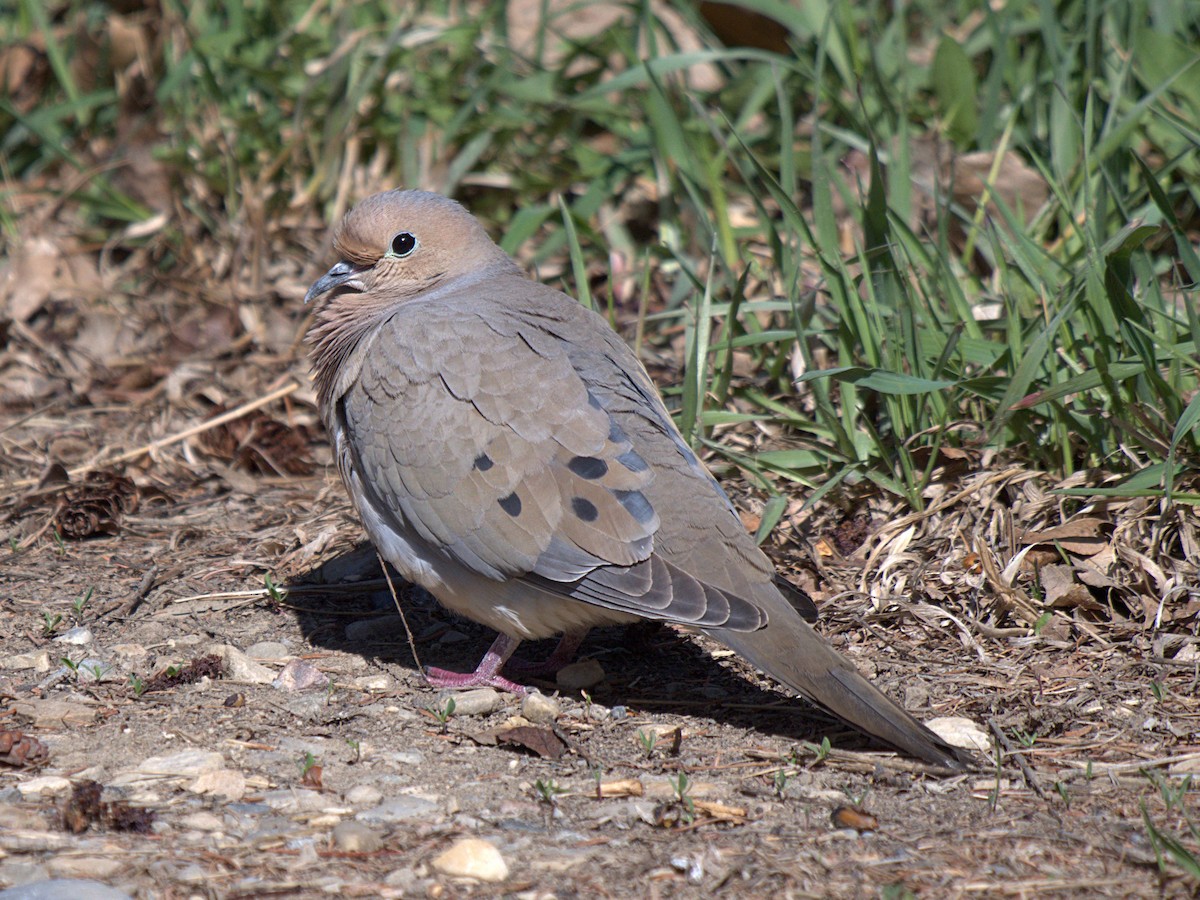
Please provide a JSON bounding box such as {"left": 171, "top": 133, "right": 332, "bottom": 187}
{"left": 423, "top": 633, "right": 531, "bottom": 695}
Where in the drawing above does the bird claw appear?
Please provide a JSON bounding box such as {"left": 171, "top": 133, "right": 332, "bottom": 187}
{"left": 423, "top": 665, "right": 530, "bottom": 696}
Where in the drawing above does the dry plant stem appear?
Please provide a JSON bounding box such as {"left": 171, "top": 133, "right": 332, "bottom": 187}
{"left": 6, "top": 382, "right": 301, "bottom": 490}
{"left": 377, "top": 550, "right": 423, "bottom": 674}
{"left": 989, "top": 717, "right": 1047, "bottom": 799}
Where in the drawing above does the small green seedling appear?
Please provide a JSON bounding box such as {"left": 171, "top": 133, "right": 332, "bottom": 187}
{"left": 636, "top": 728, "right": 657, "bottom": 758}
{"left": 299, "top": 751, "right": 318, "bottom": 778}
{"left": 42, "top": 612, "right": 63, "bottom": 637}
{"left": 667, "top": 772, "right": 695, "bottom": 823}
{"left": 265, "top": 573, "right": 286, "bottom": 610}
{"left": 72, "top": 587, "right": 94, "bottom": 620}
{"left": 428, "top": 696, "right": 456, "bottom": 731}
{"left": 804, "top": 736, "right": 832, "bottom": 765}
{"left": 129, "top": 674, "right": 147, "bottom": 697}
{"left": 773, "top": 769, "right": 791, "bottom": 800}
{"left": 534, "top": 778, "right": 566, "bottom": 806}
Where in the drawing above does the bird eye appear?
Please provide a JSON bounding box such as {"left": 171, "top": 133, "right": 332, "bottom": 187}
{"left": 389, "top": 232, "right": 418, "bottom": 258}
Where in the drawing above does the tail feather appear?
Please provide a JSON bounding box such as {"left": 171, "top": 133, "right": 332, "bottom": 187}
{"left": 707, "top": 605, "right": 976, "bottom": 770}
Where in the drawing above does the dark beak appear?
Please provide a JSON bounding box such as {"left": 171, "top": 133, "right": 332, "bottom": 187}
{"left": 305, "top": 260, "right": 369, "bottom": 304}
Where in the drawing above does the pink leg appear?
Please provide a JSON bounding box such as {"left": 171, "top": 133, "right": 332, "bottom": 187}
{"left": 424, "top": 632, "right": 531, "bottom": 696}
{"left": 504, "top": 630, "right": 588, "bottom": 675}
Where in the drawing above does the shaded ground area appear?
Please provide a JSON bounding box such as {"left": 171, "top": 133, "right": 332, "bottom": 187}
{"left": 0, "top": 382, "right": 1198, "bottom": 896}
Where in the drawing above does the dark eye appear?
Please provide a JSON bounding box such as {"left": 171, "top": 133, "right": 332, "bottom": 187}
{"left": 389, "top": 232, "right": 418, "bottom": 257}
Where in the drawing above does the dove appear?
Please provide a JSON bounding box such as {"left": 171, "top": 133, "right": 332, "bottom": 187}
{"left": 305, "top": 189, "right": 973, "bottom": 769}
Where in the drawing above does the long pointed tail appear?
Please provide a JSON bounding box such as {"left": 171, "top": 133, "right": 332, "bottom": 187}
{"left": 708, "top": 608, "right": 976, "bottom": 770}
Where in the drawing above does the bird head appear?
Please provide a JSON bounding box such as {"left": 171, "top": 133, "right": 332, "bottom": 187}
{"left": 305, "top": 189, "right": 517, "bottom": 306}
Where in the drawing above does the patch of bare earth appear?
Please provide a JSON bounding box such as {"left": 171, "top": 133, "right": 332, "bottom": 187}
{"left": 1, "top": 188, "right": 1198, "bottom": 898}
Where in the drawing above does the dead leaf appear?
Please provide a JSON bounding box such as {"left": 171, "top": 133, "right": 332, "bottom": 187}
{"left": 494, "top": 725, "right": 568, "bottom": 760}
{"left": 1017, "top": 517, "right": 1109, "bottom": 556}
{"left": 831, "top": 806, "right": 879, "bottom": 832}
{"left": 1039, "top": 564, "right": 1103, "bottom": 611}
{"left": 2, "top": 237, "right": 62, "bottom": 322}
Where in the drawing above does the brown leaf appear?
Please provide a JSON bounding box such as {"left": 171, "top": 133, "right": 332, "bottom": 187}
{"left": 1038, "top": 564, "right": 1103, "bottom": 611}
{"left": 301, "top": 764, "right": 324, "bottom": 790}
{"left": 832, "top": 805, "right": 879, "bottom": 832}
{"left": 1018, "top": 517, "right": 1109, "bottom": 556}
{"left": 493, "top": 725, "right": 568, "bottom": 760}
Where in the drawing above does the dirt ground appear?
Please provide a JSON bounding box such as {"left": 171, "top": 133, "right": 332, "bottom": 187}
{"left": 1, "top": 279, "right": 1199, "bottom": 899}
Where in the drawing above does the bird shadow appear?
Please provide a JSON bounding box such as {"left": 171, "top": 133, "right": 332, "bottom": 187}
{"left": 286, "top": 543, "right": 881, "bottom": 753}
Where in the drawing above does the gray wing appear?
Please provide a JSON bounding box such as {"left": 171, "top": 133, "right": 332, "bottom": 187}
{"left": 337, "top": 293, "right": 767, "bottom": 632}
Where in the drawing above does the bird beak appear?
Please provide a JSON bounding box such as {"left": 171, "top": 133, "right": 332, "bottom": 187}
{"left": 305, "top": 260, "right": 369, "bottom": 304}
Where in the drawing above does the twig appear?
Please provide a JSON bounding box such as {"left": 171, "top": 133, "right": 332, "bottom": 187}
{"left": 5, "top": 382, "right": 302, "bottom": 489}
{"left": 377, "top": 551, "right": 422, "bottom": 673}
{"left": 98, "top": 565, "right": 159, "bottom": 620}
{"left": 988, "top": 718, "right": 1047, "bottom": 799}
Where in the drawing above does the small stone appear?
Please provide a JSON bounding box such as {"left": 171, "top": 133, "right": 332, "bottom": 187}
{"left": 0, "top": 880, "right": 131, "bottom": 900}
{"left": 332, "top": 820, "right": 383, "bottom": 853}
{"left": 520, "top": 692, "right": 560, "bottom": 724}
{"left": 2, "top": 650, "right": 51, "bottom": 672}
{"left": 245, "top": 641, "right": 290, "bottom": 660}
{"left": 380, "top": 750, "right": 425, "bottom": 767}
{"left": 273, "top": 659, "right": 330, "bottom": 693}
{"left": 16, "top": 776, "right": 72, "bottom": 799}
{"left": 0, "top": 862, "right": 50, "bottom": 889}
{"left": 353, "top": 674, "right": 392, "bottom": 692}
{"left": 345, "top": 784, "right": 384, "bottom": 807}
{"left": 209, "top": 645, "right": 274, "bottom": 685}
{"left": 0, "top": 803, "right": 51, "bottom": 830}
{"left": 52, "top": 626, "right": 92, "bottom": 646}
{"left": 44, "top": 857, "right": 126, "bottom": 881}
{"left": 431, "top": 837, "right": 509, "bottom": 882}
{"left": 555, "top": 658, "right": 605, "bottom": 691}
{"left": 137, "top": 749, "right": 225, "bottom": 778}
{"left": 10, "top": 699, "right": 96, "bottom": 728}
{"left": 925, "top": 717, "right": 991, "bottom": 753}
{"left": 356, "top": 796, "right": 438, "bottom": 824}
{"left": 438, "top": 689, "right": 502, "bottom": 716}
{"left": 179, "top": 811, "right": 225, "bottom": 832}
{"left": 188, "top": 769, "right": 246, "bottom": 801}
{"left": 259, "top": 789, "right": 326, "bottom": 814}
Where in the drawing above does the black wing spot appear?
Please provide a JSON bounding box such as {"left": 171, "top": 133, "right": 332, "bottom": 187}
{"left": 571, "top": 497, "right": 599, "bottom": 522}
{"left": 617, "top": 449, "right": 648, "bottom": 473}
{"left": 498, "top": 492, "right": 522, "bottom": 517}
{"left": 473, "top": 453, "right": 494, "bottom": 472}
{"left": 568, "top": 456, "right": 608, "bottom": 479}
{"left": 614, "top": 490, "right": 655, "bottom": 524}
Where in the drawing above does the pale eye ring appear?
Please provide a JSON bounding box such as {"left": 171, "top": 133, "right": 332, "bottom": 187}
{"left": 389, "top": 232, "right": 418, "bottom": 257}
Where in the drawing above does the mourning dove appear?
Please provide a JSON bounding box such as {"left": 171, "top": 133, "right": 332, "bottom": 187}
{"left": 306, "top": 190, "right": 972, "bottom": 769}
